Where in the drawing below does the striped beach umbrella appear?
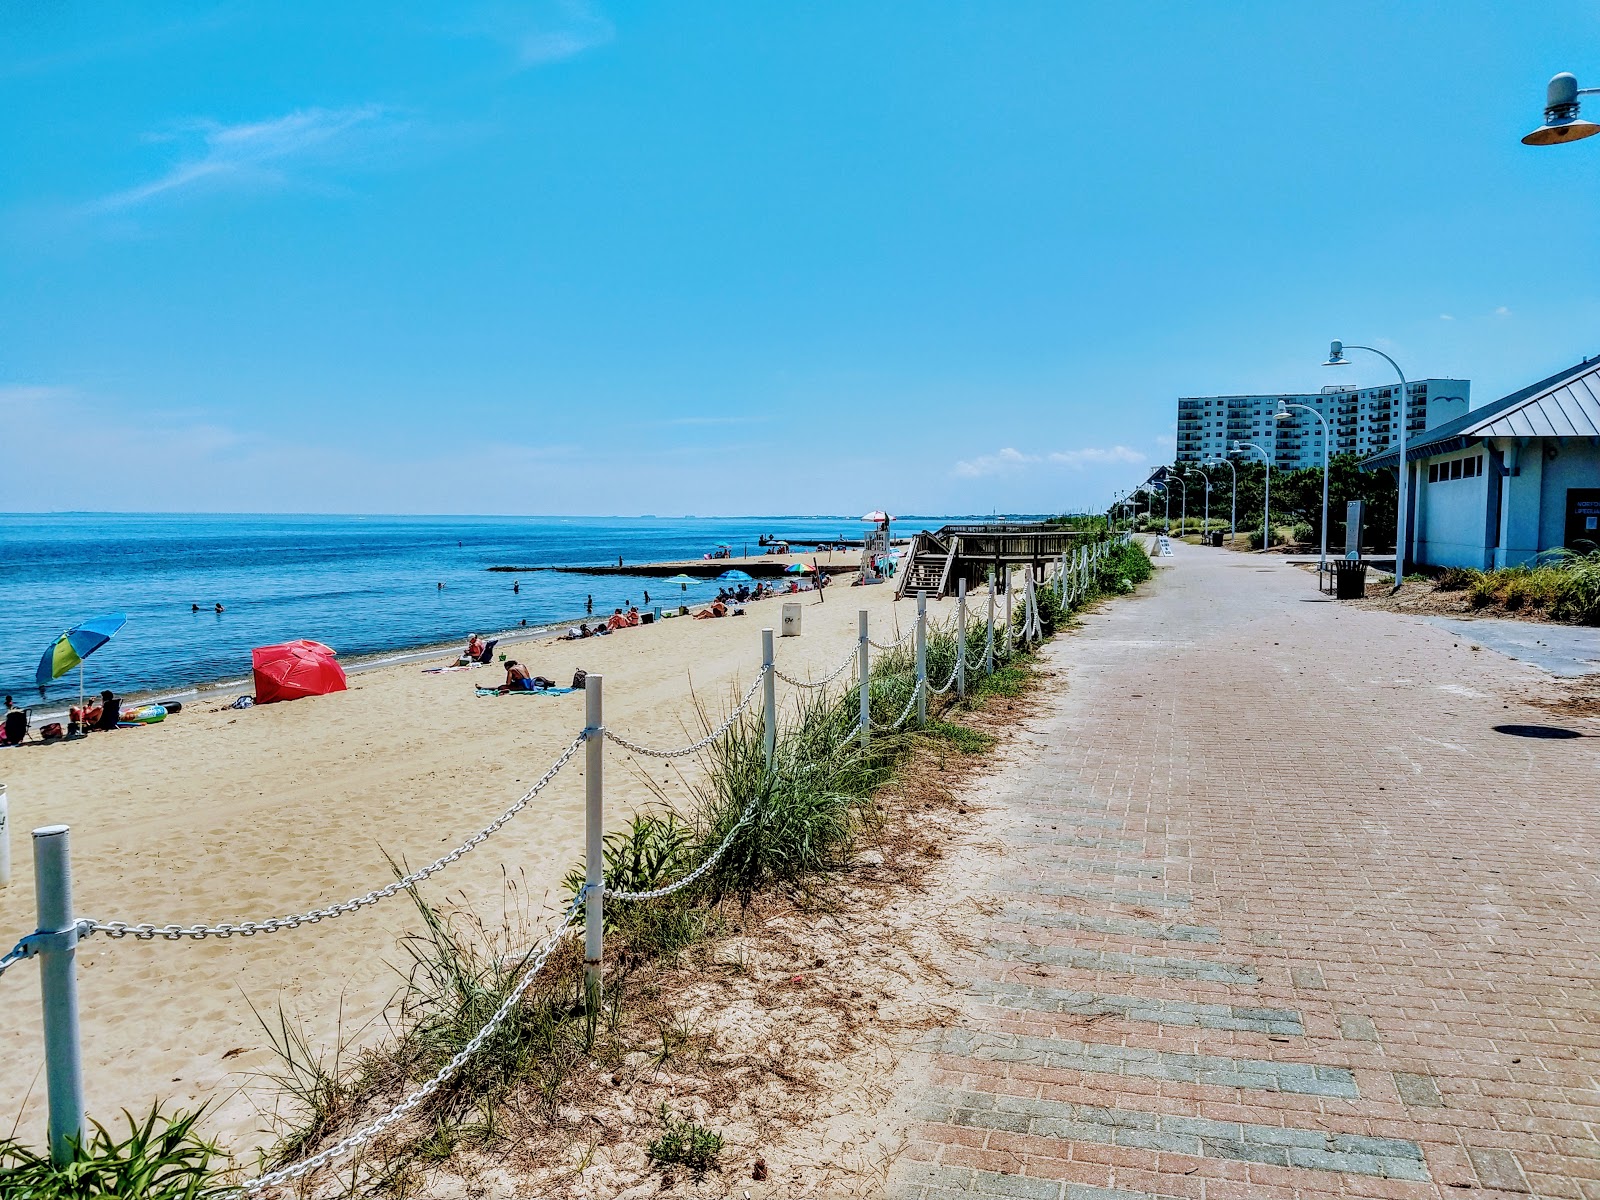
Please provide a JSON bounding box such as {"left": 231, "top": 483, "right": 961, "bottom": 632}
{"left": 36, "top": 612, "right": 128, "bottom": 702}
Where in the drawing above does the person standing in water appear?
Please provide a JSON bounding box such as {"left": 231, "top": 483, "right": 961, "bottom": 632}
{"left": 513, "top": 580, "right": 520, "bottom": 594}
{"left": 586, "top": 594, "right": 593, "bottom": 614}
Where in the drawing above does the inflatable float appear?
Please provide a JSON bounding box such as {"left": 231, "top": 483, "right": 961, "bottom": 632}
{"left": 119, "top": 704, "right": 167, "bottom": 726}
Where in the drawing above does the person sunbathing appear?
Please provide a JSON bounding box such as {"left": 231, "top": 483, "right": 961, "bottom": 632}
{"left": 466, "top": 634, "right": 486, "bottom": 659}
{"left": 607, "top": 608, "right": 628, "bottom": 631}
{"left": 625, "top": 606, "right": 640, "bottom": 626}
{"left": 694, "top": 600, "right": 729, "bottom": 620}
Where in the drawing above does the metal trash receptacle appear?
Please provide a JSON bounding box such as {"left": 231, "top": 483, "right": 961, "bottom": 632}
{"left": 1334, "top": 560, "right": 1368, "bottom": 599}
{"left": 781, "top": 602, "right": 802, "bottom": 636}
{"left": 1210, "top": 531, "right": 1224, "bottom": 547}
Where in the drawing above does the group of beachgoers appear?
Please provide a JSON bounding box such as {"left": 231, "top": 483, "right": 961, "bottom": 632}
{"left": 1, "top": 689, "right": 123, "bottom": 745}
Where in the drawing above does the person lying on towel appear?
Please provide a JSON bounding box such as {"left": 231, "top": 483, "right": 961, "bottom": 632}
{"left": 693, "top": 600, "right": 728, "bottom": 620}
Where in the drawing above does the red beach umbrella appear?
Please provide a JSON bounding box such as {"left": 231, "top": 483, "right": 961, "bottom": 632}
{"left": 251, "top": 641, "right": 348, "bottom": 705}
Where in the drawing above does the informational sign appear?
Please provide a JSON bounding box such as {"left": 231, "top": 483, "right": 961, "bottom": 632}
{"left": 1565, "top": 488, "right": 1600, "bottom": 552}
{"left": 1345, "top": 500, "right": 1364, "bottom": 559}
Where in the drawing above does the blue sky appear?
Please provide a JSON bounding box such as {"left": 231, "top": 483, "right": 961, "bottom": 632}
{"left": 3, "top": 2, "right": 1597, "bottom": 516}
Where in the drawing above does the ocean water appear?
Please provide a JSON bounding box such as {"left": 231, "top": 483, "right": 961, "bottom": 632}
{"left": 0, "top": 513, "right": 939, "bottom": 705}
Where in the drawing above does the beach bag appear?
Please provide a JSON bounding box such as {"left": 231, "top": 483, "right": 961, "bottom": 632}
{"left": 40, "top": 722, "right": 64, "bottom": 741}
{"left": 229, "top": 695, "right": 255, "bottom": 710}
{"left": 572, "top": 669, "right": 588, "bottom": 690}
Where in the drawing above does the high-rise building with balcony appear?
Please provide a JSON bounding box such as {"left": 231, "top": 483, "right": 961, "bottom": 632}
{"left": 1175, "top": 380, "right": 1470, "bottom": 470}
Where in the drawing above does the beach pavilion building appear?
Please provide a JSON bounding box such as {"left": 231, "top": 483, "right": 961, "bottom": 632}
{"left": 1360, "top": 354, "right": 1600, "bottom": 570}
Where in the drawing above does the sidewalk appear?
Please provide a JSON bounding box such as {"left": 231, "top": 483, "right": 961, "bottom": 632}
{"left": 888, "top": 541, "right": 1600, "bottom": 1200}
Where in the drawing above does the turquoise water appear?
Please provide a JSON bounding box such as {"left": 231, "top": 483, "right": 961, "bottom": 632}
{"left": 0, "top": 514, "right": 938, "bottom": 703}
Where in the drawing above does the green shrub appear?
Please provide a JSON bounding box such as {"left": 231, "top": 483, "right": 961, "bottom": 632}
{"left": 1434, "top": 566, "right": 1481, "bottom": 591}
{"left": 1290, "top": 522, "right": 1315, "bottom": 545}
{"left": 647, "top": 1105, "right": 722, "bottom": 1175}
{"left": 1552, "top": 551, "right": 1600, "bottom": 623}
{"left": 0, "top": 1107, "right": 225, "bottom": 1200}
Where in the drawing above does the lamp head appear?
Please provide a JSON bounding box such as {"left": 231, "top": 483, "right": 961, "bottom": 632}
{"left": 1323, "top": 340, "right": 1348, "bottom": 367}
{"left": 1524, "top": 72, "right": 1600, "bottom": 146}
{"left": 1275, "top": 400, "right": 1291, "bottom": 420}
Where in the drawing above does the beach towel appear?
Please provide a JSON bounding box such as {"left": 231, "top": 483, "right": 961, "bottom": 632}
{"left": 474, "top": 686, "right": 577, "bottom": 697}
{"left": 422, "top": 664, "right": 478, "bottom": 674}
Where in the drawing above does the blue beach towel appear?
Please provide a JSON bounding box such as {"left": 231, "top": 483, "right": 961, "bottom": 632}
{"left": 475, "top": 686, "right": 578, "bottom": 697}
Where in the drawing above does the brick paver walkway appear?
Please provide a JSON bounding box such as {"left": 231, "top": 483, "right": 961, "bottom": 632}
{"left": 889, "top": 545, "right": 1600, "bottom": 1200}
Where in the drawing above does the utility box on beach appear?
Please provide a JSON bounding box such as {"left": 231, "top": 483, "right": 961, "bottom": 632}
{"left": 781, "top": 603, "right": 802, "bottom": 637}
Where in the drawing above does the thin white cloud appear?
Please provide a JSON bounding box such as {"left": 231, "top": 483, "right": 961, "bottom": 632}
{"left": 1154, "top": 434, "right": 1176, "bottom": 448}
{"left": 460, "top": 1, "right": 614, "bottom": 68}
{"left": 91, "top": 105, "right": 395, "bottom": 212}
{"left": 953, "top": 445, "right": 1145, "bottom": 479}
{"left": 1047, "top": 446, "right": 1146, "bottom": 468}
{"left": 1494, "top": 305, "right": 1512, "bottom": 317}
{"left": 953, "top": 447, "right": 1038, "bottom": 478}
{"left": 1439, "top": 313, "right": 1455, "bottom": 321}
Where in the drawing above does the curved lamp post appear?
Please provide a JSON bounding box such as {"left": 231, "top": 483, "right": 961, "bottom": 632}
{"left": 1524, "top": 72, "right": 1600, "bottom": 145}
{"left": 1275, "top": 399, "right": 1330, "bottom": 571}
{"left": 1325, "top": 340, "right": 1408, "bottom": 585}
{"left": 1168, "top": 473, "right": 1188, "bottom": 533}
{"left": 1206, "top": 456, "right": 1237, "bottom": 542}
{"left": 1187, "top": 466, "right": 1212, "bottom": 541}
{"left": 1233, "top": 440, "right": 1272, "bottom": 548}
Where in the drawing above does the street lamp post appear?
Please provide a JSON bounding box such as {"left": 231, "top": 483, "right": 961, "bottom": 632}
{"left": 1187, "top": 466, "right": 1212, "bottom": 541}
{"left": 1233, "top": 440, "right": 1272, "bottom": 550}
{"left": 1275, "top": 399, "right": 1330, "bottom": 572}
{"left": 1523, "top": 72, "right": 1600, "bottom": 145}
{"left": 1207, "top": 457, "right": 1237, "bottom": 542}
{"left": 1324, "top": 341, "right": 1409, "bottom": 585}
{"left": 1169, "top": 473, "right": 1187, "bottom": 534}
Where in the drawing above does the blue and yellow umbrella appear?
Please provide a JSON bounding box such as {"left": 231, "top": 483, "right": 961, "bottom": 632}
{"left": 36, "top": 613, "right": 128, "bottom": 701}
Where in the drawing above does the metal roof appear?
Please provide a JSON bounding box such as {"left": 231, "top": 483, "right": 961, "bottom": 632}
{"left": 1361, "top": 354, "right": 1600, "bottom": 469}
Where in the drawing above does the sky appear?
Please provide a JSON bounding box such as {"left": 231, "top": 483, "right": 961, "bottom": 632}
{"left": 3, "top": 2, "right": 1598, "bottom": 517}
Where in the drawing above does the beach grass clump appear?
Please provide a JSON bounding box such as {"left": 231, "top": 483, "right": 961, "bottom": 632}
{"left": 646, "top": 1104, "right": 722, "bottom": 1175}
{"left": 919, "top": 720, "right": 996, "bottom": 755}
{"left": 1451, "top": 551, "right": 1600, "bottom": 623}
{"left": 0, "top": 1106, "right": 225, "bottom": 1200}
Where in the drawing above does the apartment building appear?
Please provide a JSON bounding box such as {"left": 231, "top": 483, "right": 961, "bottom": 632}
{"left": 1176, "top": 380, "right": 1470, "bottom": 470}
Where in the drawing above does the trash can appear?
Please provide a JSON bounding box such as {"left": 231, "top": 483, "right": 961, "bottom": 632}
{"left": 1210, "top": 531, "right": 1224, "bottom": 547}
{"left": 1334, "top": 559, "right": 1368, "bottom": 599}
{"left": 781, "top": 602, "right": 802, "bottom": 636}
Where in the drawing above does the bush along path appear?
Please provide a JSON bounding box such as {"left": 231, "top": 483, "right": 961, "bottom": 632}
{"left": 0, "top": 538, "right": 1157, "bottom": 1200}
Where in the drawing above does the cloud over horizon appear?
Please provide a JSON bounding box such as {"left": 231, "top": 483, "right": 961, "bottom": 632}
{"left": 953, "top": 445, "right": 1146, "bottom": 479}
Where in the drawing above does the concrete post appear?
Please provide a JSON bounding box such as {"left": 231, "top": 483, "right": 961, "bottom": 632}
{"left": 915, "top": 591, "right": 928, "bottom": 727}
{"left": 583, "top": 677, "right": 604, "bottom": 1000}
{"left": 1003, "top": 568, "right": 1013, "bottom": 657}
{"left": 985, "top": 581, "right": 996, "bottom": 674}
{"left": 761, "top": 628, "right": 777, "bottom": 767}
{"left": 33, "top": 825, "right": 85, "bottom": 1163}
{"left": 955, "top": 578, "right": 967, "bottom": 699}
{"left": 857, "top": 610, "right": 870, "bottom": 746}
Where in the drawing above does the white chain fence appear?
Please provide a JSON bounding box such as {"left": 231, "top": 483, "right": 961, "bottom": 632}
{"left": 605, "top": 805, "right": 756, "bottom": 902}
{"left": 231, "top": 893, "right": 587, "bottom": 1195}
{"left": 84, "top": 733, "right": 587, "bottom": 943}
{"left": 603, "top": 667, "right": 768, "bottom": 759}
{"left": 872, "top": 679, "right": 924, "bottom": 731}
{"left": 772, "top": 646, "right": 858, "bottom": 690}
{"left": 867, "top": 627, "right": 914, "bottom": 652}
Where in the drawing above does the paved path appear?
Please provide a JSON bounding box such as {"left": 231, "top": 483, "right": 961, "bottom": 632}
{"left": 889, "top": 542, "right": 1600, "bottom": 1200}
{"left": 1421, "top": 616, "right": 1600, "bottom": 679}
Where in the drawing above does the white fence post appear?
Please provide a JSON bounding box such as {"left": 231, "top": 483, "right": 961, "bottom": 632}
{"left": 33, "top": 824, "right": 85, "bottom": 1163}
{"left": 915, "top": 591, "right": 928, "bottom": 727}
{"left": 985, "top": 581, "right": 996, "bottom": 674}
{"left": 1, "top": 783, "right": 10, "bottom": 888}
{"left": 761, "top": 628, "right": 777, "bottom": 767}
{"left": 857, "top": 610, "right": 870, "bottom": 747}
{"left": 583, "top": 677, "right": 604, "bottom": 1002}
{"left": 1003, "top": 567, "right": 1013, "bottom": 657}
{"left": 956, "top": 578, "right": 967, "bottom": 700}
{"left": 1025, "top": 573, "right": 1038, "bottom": 644}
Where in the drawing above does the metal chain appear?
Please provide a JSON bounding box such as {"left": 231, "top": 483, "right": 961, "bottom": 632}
{"left": 89, "top": 734, "right": 587, "bottom": 942}
{"left": 231, "top": 893, "right": 586, "bottom": 1195}
{"left": 867, "top": 627, "right": 914, "bottom": 652}
{"left": 0, "top": 921, "right": 92, "bottom": 982}
{"left": 605, "top": 805, "right": 756, "bottom": 903}
{"left": 772, "top": 645, "right": 858, "bottom": 690}
{"left": 602, "top": 666, "right": 768, "bottom": 759}
{"left": 927, "top": 660, "right": 961, "bottom": 695}
{"left": 873, "top": 679, "right": 923, "bottom": 731}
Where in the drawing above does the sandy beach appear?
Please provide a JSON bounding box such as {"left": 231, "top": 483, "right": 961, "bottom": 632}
{"left": 0, "top": 575, "right": 964, "bottom": 1156}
